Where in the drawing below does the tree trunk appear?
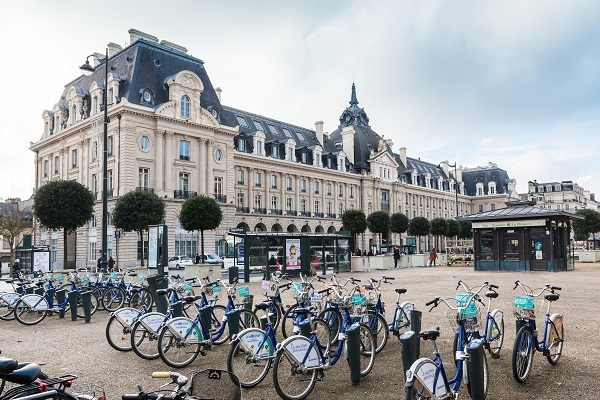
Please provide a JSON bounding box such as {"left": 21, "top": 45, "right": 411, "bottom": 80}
{"left": 63, "top": 229, "right": 69, "bottom": 269}
{"left": 139, "top": 230, "right": 145, "bottom": 267}
{"left": 200, "top": 230, "right": 205, "bottom": 264}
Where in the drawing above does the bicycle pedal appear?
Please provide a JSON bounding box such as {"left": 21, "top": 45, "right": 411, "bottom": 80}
{"left": 329, "top": 350, "right": 338, "bottom": 358}
{"left": 316, "top": 370, "right": 325, "bottom": 381}
{"left": 200, "top": 349, "right": 207, "bottom": 356}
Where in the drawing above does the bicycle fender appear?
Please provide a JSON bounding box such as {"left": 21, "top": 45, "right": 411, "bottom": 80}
{"left": 277, "top": 335, "right": 320, "bottom": 368}
{"left": 404, "top": 357, "right": 446, "bottom": 396}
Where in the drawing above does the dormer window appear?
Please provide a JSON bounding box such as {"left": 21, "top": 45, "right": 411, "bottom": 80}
{"left": 254, "top": 138, "right": 263, "bottom": 155}
{"left": 489, "top": 181, "right": 496, "bottom": 195}
{"left": 476, "top": 183, "right": 484, "bottom": 196}
{"left": 301, "top": 152, "right": 307, "bottom": 164}
{"left": 271, "top": 144, "right": 280, "bottom": 159}
{"left": 237, "top": 138, "right": 247, "bottom": 152}
{"left": 287, "top": 147, "right": 294, "bottom": 161}
{"left": 181, "top": 95, "right": 190, "bottom": 118}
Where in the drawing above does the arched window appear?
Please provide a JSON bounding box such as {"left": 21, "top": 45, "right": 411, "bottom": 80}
{"left": 181, "top": 95, "right": 190, "bottom": 118}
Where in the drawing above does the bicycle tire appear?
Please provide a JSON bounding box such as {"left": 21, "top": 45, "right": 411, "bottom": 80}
{"left": 546, "top": 315, "right": 564, "bottom": 365}
{"left": 157, "top": 317, "right": 202, "bottom": 368}
{"left": 91, "top": 287, "right": 105, "bottom": 310}
{"left": 106, "top": 313, "right": 133, "bottom": 351}
{"left": 128, "top": 288, "right": 154, "bottom": 311}
{"left": 272, "top": 337, "right": 317, "bottom": 400}
{"left": 130, "top": 312, "right": 166, "bottom": 360}
{"left": 14, "top": 296, "right": 49, "bottom": 326}
{"left": 253, "top": 303, "right": 282, "bottom": 331}
{"left": 512, "top": 324, "right": 534, "bottom": 383}
{"left": 0, "top": 293, "right": 19, "bottom": 321}
{"left": 76, "top": 291, "right": 98, "bottom": 318}
{"left": 227, "top": 328, "right": 273, "bottom": 388}
{"left": 281, "top": 303, "right": 299, "bottom": 339}
{"left": 101, "top": 287, "right": 125, "bottom": 311}
{"left": 238, "top": 309, "right": 260, "bottom": 330}
{"left": 210, "top": 304, "right": 229, "bottom": 345}
{"left": 357, "top": 322, "right": 376, "bottom": 376}
{"left": 466, "top": 347, "right": 489, "bottom": 398}
{"left": 364, "top": 311, "right": 389, "bottom": 354}
{"left": 487, "top": 310, "right": 504, "bottom": 358}
{"left": 317, "top": 307, "right": 342, "bottom": 345}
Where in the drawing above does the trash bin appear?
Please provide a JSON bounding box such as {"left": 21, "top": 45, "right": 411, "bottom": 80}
{"left": 229, "top": 266, "right": 239, "bottom": 283}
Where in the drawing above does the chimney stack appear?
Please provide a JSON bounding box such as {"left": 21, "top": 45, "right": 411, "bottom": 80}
{"left": 315, "top": 121, "right": 324, "bottom": 144}
{"left": 107, "top": 42, "right": 123, "bottom": 57}
{"left": 341, "top": 126, "right": 355, "bottom": 164}
{"left": 399, "top": 147, "right": 407, "bottom": 167}
{"left": 215, "top": 87, "right": 222, "bottom": 102}
{"left": 128, "top": 28, "right": 159, "bottom": 45}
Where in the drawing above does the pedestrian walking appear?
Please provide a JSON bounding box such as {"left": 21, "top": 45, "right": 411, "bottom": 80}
{"left": 429, "top": 248, "right": 438, "bottom": 267}
{"left": 393, "top": 245, "right": 400, "bottom": 268}
{"left": 108, "top": 256, "right": 116, "bottom": 271}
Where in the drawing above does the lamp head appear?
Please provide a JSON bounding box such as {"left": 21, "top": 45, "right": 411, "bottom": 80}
{"left": 79, "top": 60, "right": 95, "bottom": 75}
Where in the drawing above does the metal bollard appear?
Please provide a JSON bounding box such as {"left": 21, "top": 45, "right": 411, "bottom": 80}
{"left": 68, "top": 291, "right": 78, "bottom": 321}
{"left": 147, "top": 274, "right": 168, "bottom": 314}
{"left": 226, "top": 309, "right": 241, "bottom": 337}
{"left": 81, "top": 291, "right": 92, "bottom": 323}
{"left": 410, "top": 309, "right": 422, "bottom": 357}
{"left": 55, "top": 289, "right": 66, "bottom": 318}
{"left": 243, "top": 295, "right": 254, "bottom": 312}
{"left": 199, "top": 305, "right": 213, "bottom": 340}
{"left": 34, "top": 287, "right": 44, "bottom": 296}
{"left": 299, "top": 318, "right": 312, "bottom": 338}
{"left": 345, "top": 322, "right": 361, "bottom": 385}
{"left": 400, "top": 330, "right": 418, "bottom": 376}
{"left": 172, "top": 301, "right": 183, "bottom": 318}
{"left": 466, "top": 339, "right": 486, "bottom": 400}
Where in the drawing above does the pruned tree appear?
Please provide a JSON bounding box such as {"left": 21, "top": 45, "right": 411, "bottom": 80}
{"left": 341, "top": 209, "right": 367, "bottom": 251}
{"left": 458, "top": 221, "right": 473, "bottom": 240}
{"left": 178, "top": 195, "right": 223, "bottom": 263}
{"left": 0, "top": 206, "right": 32, "bottom": 266}
{"left": 367, "top": 211, "right": 390, "bottom": 250}
{"left": 33, "top": 180, "right": 95, "bottom": 268}
{"left": 390, "top": 212, "right": 409, "bottom": 246}
{"left": 408, "top": 217, "right": 430, "bottom": 253}
{"left": 430, "top": 217, "right": 449, "bottom": 250}
{"left": 573, "top": 209, "right": 600, "bottom": 248}
{"left": 447, "top": 219, "right": 460, "bottom": 238}
{"left": 112, "top": 190, "right": 165, "bottom": 267}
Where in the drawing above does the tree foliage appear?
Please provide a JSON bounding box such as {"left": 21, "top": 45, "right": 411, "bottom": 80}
{"left": 112, "top": 190, "right": 165, "bottom": 267}
{"left": 572, "top": 209, "right": 600, "bottom": 246}
{"left": 447, "top": 219, "right": 460, "bottom": 238}
{"left": 341, "top": 209, "right": 367, "bottom": 250}
{"left": 408, "top": 217, "right": 430, "bottom": 237}
{"left": 0, "top": 206, "right": 32, "bottom": 265}
{"left": 430, "top": 218, "right": 449, "bottom": 237}
{"left": 390, "top": 213, "right": 409, "bottom": 235}
{"left": 367, "top": 211, "right": 391, "bottom": 249}
{"left": 34, "top": 180, "right": 95, "bottom": 268}
{"left": 179, "top": 195, "right": 223, "bottom": 263}
{"left": 458, "top": 221, "right": 473, "bottom": 239}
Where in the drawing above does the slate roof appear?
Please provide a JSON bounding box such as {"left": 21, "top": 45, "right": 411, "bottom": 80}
{"left": 462, "top": 165, "right": 514, "bottom": 196}
{"left": 458, "top": 201, "right": 583, "bottom": 222}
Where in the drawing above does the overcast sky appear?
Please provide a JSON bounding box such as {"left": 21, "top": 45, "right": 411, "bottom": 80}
{"left": 2, "top": 0, "right": 600, "bottom": 201}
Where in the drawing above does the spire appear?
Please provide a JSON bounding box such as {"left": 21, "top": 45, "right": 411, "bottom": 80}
{"left": 350, "top": 83, "right": 358, "bottom": 106}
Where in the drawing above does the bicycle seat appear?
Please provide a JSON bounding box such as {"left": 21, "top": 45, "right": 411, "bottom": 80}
{"left": 293, "top": 307, "right": 312, "bottom": 315}
{"left": 4, "top": 362, "right": 42, "bottom": 385}
{"left": 254, "top": 301, "right": 272, "bottom": 310}
{"left": 363, "top": 284, "right": 374, "bottom": 290}
{"left": 395, "top": 288, "right": 407, "bottom": 294}
{"left": 545, "top": 293, "right": 560, "bottom": 302}
{"left": 419, "top": 327, "right": 440, "bottom": 341}
{"left": 485, "top": 290, "right": 498, "bottom": 299}
{"left": 183, "top": 295, "right": 200, "bottom": 303}
{"left": 156, "top": 289, "right": 170, "bottom": 296}
{"left": 0, "top": 357, "right": 18, "bottom": 373}
{"left": 4, "top": 279, "right": 15, "bottom": 284}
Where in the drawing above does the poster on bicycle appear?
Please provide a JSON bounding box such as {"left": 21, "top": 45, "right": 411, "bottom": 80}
{"left": 285, "top": 238, "right": 301, "bottom": 270}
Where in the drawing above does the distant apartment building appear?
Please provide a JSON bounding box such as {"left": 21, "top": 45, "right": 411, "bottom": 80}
{"left": 522, "top": 180, "right": 599, "bottom": 213}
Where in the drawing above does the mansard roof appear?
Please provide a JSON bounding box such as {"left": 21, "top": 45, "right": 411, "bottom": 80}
{"left": 462, "top": 164, "right": 514, "bottom": 196}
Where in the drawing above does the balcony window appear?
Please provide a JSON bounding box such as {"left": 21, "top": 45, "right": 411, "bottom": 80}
{"left": 237, "top": 193, "right": 244, "bottom": 208}
{"left": 181, "top": 95, "right": 190, "bottom": 118}
{"left": 237, "top": 170, "right": 244, "bottom": 185}
{"left": 271, "top": 196, "right": 278, "bottom": 210}
{"left": 43, "top": 160, "right": 48, "bottom": 177}
{"left": 107, "top": 136, "right": 113, "bottom": 157}
{"left": 54, "top": 156, "right": 59, "bottom": 174}
{"left": 71, "top": 149, "right": 78, "bottom": 168}
{"left": 254, "top": 195, "right": 262, "bottom": 210}
{"left": 286, "top": 176, "right": 293, "bottom": 190}
{"left": 255, "top": 172, "right": 262, "bottom": 187}
{"left": 286, "top": 198, "right": 293, "bottom": 212}
{"left": 271, "top": 175, "right": 278, "bottom": 189}
{"left": 301, "top": 179, "right": 306, "bottom": 192}
{"left": 139, "top": 168, "right": 149, "bottom": 189}
{"left": 214, "top": 177, "right": 223, "bottom": 196}
{"left": 180, "top": 140, "right": 190, "bottom": 161}
{"left": 179, "top": 173, "right": 190, "bottom": 192}
{"left": 92, "top": 141, "right": 98, "bottom": 162}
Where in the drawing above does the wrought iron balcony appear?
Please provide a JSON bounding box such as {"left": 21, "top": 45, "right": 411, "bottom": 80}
{"left": 255, "top": 208, "right": 267, "bottom": 215}
{"left": 286, "top": 209, "right": 296, "bottom": 216}
{"left": 174, "top": 190, "right": 197, "bottom": 199}
{"left": 236, "top": 206, "right": 250, "bottom": 213}
{"left": 136, "top": 187, "right": 154, "bottom": 193}
{"left": 214, "top": 194, "right": 227, "bottom": 203}
{"left": 299, "top": 211, "right": 311, "bottom": 217}
{"left": 313, "top": 212, "right": 324, "bottom": 218}
{"left": 270, "top": 209, "right": 283, "bottom": 215}
{"left": 327, "top": 213, "right": 337, "bottom": 219}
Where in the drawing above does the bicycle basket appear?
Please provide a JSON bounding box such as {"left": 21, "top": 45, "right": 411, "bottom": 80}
{"left": 190, "top": 369, "right": 242, "bottom": 400}
{"left": 513, "top": 295, "right": 536, "bottom": 319}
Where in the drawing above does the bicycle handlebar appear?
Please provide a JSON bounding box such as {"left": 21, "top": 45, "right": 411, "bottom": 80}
{"left": 151, "top": 372, "right": 172, "bottom": 379}
{"left": 513, "top": 280, "right": 561, "bottom": 296}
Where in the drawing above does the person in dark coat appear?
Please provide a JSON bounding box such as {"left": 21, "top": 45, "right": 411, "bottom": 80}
{"left": 12, "top": 259, "right": 21, "bottom": 278}
{"left": 108, "top": 256, "right": 116, "bottom": 271}
{"left": 393, "top": 246, "right": 400, "bottom": 268}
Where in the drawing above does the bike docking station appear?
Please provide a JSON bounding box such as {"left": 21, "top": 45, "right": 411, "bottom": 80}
{"left": 466, "top": 339, "right": 486, "bottom": 400}
{"left": 55, "top": 289, "right": 66, "bottom": 318}
{"left": 226, "top": 308, "right": 241, "bottom": 337}
{"left": 147, "top": 224, "right": 169, "bottom": 314}
{"left": 399, "top": 308, "right": 422, "bottom": 375}
{"left": 345, "top": 322, "right": 362, "bottom": 386}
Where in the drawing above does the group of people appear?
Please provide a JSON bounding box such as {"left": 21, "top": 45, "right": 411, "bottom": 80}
{"left": 96, "top": 256, "right": 117, "bottom": 272}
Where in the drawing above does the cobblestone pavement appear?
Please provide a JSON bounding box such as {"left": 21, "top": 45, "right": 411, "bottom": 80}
{"left": 1, "top": 263, "right": 598, "bottom": 399}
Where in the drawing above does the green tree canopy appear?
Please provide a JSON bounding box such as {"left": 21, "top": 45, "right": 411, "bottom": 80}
{"left": 458, "top": 221, "right": 473, "bottom": 240}
{"left": 341, "top": 209, "right": 367, "bottom": 250}
{"left": 33, "top": 180, "right": 95, "bottom": 268}
{"left": 430, "top": 218, "right": 449, "bottom": 250}
{"left": 408, "top": 217, "right": 430, "bottom": 253}
{"left": 367, "top": 211, "right": 390, "bottom": 250}
{"left": 179, "top": 195, "right": 223, "bottom": 262}
{"left": 112, "top": 190, "right": 165, "bottom": 267}
{"left": 572, "top": 209, "right": 600, "bottom": 246}
{"left": 447, "top": 219, "right": 460, "bottom": 238}
{"left": 390, "top": 212, "right": 409, "bottom": 246}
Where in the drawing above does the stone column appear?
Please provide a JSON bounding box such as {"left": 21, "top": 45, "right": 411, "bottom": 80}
{"left": 199, "top": 138, "right": 207, "bottom": 194}
{"left": 155, "top": 130, "right": 164, "bottom": 196}
{"left": 295, "top": 175, "right": 300, "bottom": 216}
{"left": 165, "top": 132, "right": 174, "bottom": 193}
{"left": 206, "top": 140, "right": 214, "bottom": 197}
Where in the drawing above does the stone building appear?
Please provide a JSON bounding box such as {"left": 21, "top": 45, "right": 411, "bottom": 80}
{"left": 522, "top": 180, "right": 599, "bottom": 213}
{"left": 30, "top": 29, "right": 518, "bottom": 269}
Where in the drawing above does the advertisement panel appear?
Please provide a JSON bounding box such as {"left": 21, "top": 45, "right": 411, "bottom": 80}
{"left": 285, "top": 238, "right": 301, "bottom": 270}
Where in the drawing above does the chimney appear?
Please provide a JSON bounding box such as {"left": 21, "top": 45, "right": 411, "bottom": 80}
{"left": 456, "top": 165, "right": 463, "bottom": 182}
{"left": 215, "top": 87, "right": 222, "bottom": 102}
{"left": 160, "top": 40, "right": 188, "bottom": 53}
{"left": 399, "top": 147, "right": 407, "bottom": 167}
{"left": 128, "top": 28, "right": 159, "bottom": 45}
{"left": 315, "top": 121, "right": 324, "bottom": 144}
{"left": 341, "top": 126, "right": 355, "bottom": 164}
{"left": 107, "top": 42, "right": 123, "bottom": 57}
{"left": 92, "top": 52, "right": 104, "bottom": 67}
{"left": 440, "top": 160, "right": 449, "bottom": 176}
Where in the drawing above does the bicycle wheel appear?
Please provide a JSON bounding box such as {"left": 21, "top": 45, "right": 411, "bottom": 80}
{"left": 358, "top": 323, "right": 376, "bottom": 377}
{"left": 227, "top": 328, "right": 273, "bottom": 388}
{"left": 318, "top": 307, "right": 342, "bottom": 344}
{"left": 364, "top": 311, "right": 388, "bottom": 354}
{"left": 238, "top": 309, "right": 260, "bottom": 330}
{"left": 512, "top": 325, "right": 534, "bottom": 383}
{"left": 404, "top": 358, "right": 438, "bottom": 400}
{"left": 158, "top": 317, "right": 202, "bottom": 368}
{"left": 91, "top": 287, "right": 105, "bottom": 310}
{"left": 0, "top": 293, "right": 19, "bottom": 321}
{"left": 76, "top": 291, "right": 98, "bottom": 318}
{"left": 210, "top": 304, "right": 229, "bottom": 345}
{"left": 130, "top": 312, "right": 166, "bottom": 360}
{"left": 128, "top": 288, "right": 153, "bottom": 311}
{"left": 466, "top": 348, "right": 489, "bottom": 398}
{"left": 487, "top": 310, "right": 504, "bottom": 358}
{"left": 272, "top": 337, "right": 317, "bottom": 400}
{"left": 101, "top": 287, "right": 125, "bottom": 311}
{"left": 253, "top": 303, "right": 282, "bottom": 330}
{"left": 106, "top": 313, "right": 133, "bottom": 351}
{"left": 312, "top": 317, "right": 332, "bottom": 350}
{"left": 14, "top": 296, "right": 49, "bottom": 326}
{"left": 546, "top": 315, "right": 564, "bottom": 365}
{"left": 281, "top": 303, "right": 299, "bottom": 339}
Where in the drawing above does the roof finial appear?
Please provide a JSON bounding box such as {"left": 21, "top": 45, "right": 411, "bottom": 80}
{"left": 350, "top": 82, "right": 358, "bottom": 106}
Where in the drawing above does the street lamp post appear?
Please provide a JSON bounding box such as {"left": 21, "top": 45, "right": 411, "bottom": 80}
{"left": 80, "top": 48, "right": 109, "bottom": 271}
{"left": 438, "top": 161, "right": 459, "bottom": 218}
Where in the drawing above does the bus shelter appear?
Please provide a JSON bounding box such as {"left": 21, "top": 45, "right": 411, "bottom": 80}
{"left": 458, "top": 200, "right": 582, "bottom": 272}
{"left": 228, "top": 229, "right": 352, "bottom": 282}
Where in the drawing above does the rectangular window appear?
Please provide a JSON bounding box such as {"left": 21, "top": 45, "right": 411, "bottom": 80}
{"left": 286, "top": 176, "right": 293, "bottom": 190}
{"left": 139, "top": 168, "right": 149, "bottom": 188}
{"left": 54, "top": 156, "right": 59, "bottom": 174}
{"left": 214, "top": 177, "right": 223, "bottom": 195}
{"left": 480, "top": 230, "right": 494, "bottom": 260}
{"left": 107, "top": 136, "right": 114, "bottom": 157}
{"left": 301, "top": 179, "right": 306, "bottom": 192}
{"left": 179, "top": 140, "right": 190, "bottom": 161}
{"left": 92, "top": 141, "right": 98, "bottom": 162}
{"left": 504, "top": 234, "right": 519, "bottom": 260}
{"left": 314, "top": 181, "right": 320, "bottom": 194}
{"left": 301, "top": 199, "right": 307, "bottom": 212}
{"left": 314, "top": 200, "right": 320, "bottom": 214}
{"left": 287, "top": 147, "right": 294, "bottom": 161}
{"left": 491, "top": 204, "right": 496, "bottom": 211}
{"left": 254, "top": 195, "right": 262, "bottom": 209}
{"left": 255, "top": 139, "right": 263, "bottom": 155}
{"left": 478, "top": 204, "right": 483, "bottom": 213}
{"left": 237, "top": 138, "right": 246, "bottom": 152}
{"left": 179, "top": 173, "right": 189, "bottom": 191}
{"left": 89, "top": 242, "right": 97, "bottom": 261}
{"left": 237, "top": 170, "right": 244, "bottom": 184}
{"left": 271, "top": 145, "right": 280, "bottom": 158}
{"left": 271, "top": 175, "right": 277, "bottom": 189}
{"left": 107, "top": 169, "right": 113, "bottom": 190}
{"left": 301, "top": 152, "right": 307, "bottom": 164}
{"left": 286, "top": 198, "right": 293, "bottom": 211}
{"left": 72, "top": 149, "right": 78, "bottom": 167}
{"left": 237, "top": 193, "right": 244, "bottom": 208}
{"left": 91, "top": 173, "right": 98, "bottom": 195}
{"left": 326, "top": 183, "right": 332, "bottom": 196}
{"left": 255, "top": 171, "right": 262, "bottom": 187}
{"left": 327, "top": 202, "right": 332, "bottom": 214}
{"left": 338, "top": 203, "right": 343, "bottom": 216}
{"left": 43, "top": 160, "right": 48, "bottom": 177}
{"left": 271, "top": 196, "right": 278, "bottom": 209}
{"left": 349, "top": 186, "right": 354, "bottom": 198}
{"left": 338, "top": 184, "right": 344, "bottom": 197}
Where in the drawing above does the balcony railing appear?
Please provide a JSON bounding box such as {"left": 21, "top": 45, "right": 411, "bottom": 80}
{"left": 287, "top": 186, "right": 293, "bottom": 191}
{"left": 327, "top": 213, "right": 337, "bottom": 219}
{"left": 286, "top": 209, "right": 296, "bottom": 216}
{"left": 174, "top": 190, "right": 197, "bottom": 199}
{"left": 314, "top": 212, "right": 324, "bottom": 218}
{"left": 107, "top": 188, "right": 115, "bottom": 198}
{"left": 136, "top": 187, "right": 154, "bottom": 193}
{"left": 214, "top": 194, "right": 227, "bottom": 203}
{"left": 270, "top": 209, "right": 283, "bottom": 215}
{"left": 381, "top": 202, "right": 390, "bottom": 213}
{"left": 255, "top": 208, "right": 267, "bottom": 215}
{"left": 236, "top": 206, "right": 250, "bottom": 213}
{"left": 299, "top": 211, "right": 311, "bottom": 217}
